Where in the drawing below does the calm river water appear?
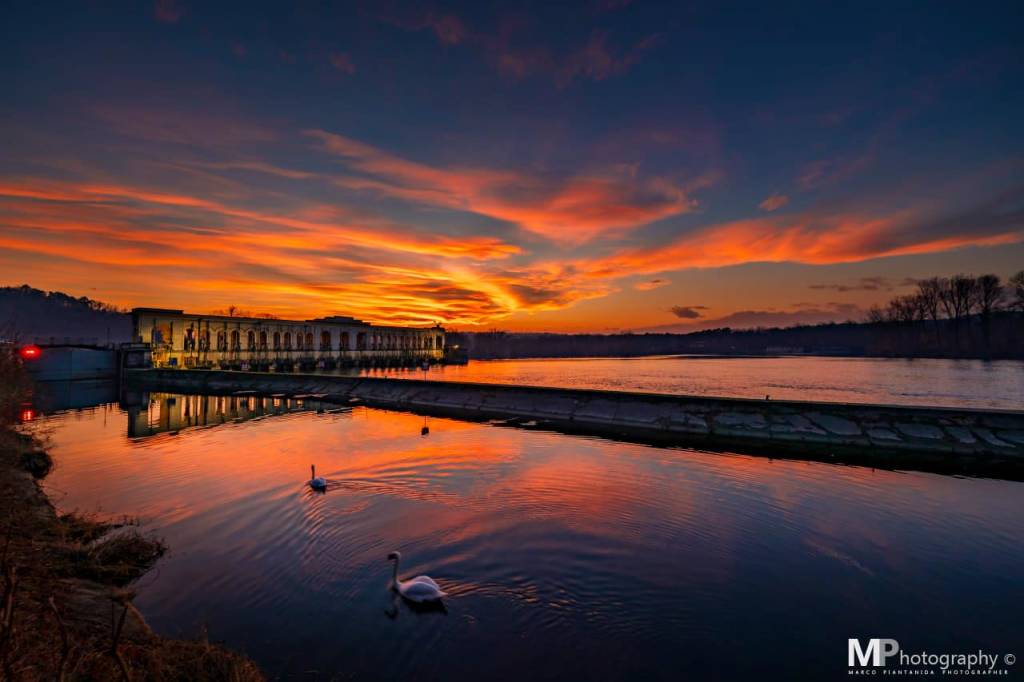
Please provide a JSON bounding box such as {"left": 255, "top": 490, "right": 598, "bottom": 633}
{"left": 31, "top": 386, "right": 1024, "bottom": 680}
{"left": 361, "top": 355, "right": 1024, "bottom": 410}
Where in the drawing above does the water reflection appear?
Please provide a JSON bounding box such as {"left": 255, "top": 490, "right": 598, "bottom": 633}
{"left": 124, "top": 392, "right": 340, "bottom": 438}
{"left": 27, "top": 379, "right": 119, "bottom": 414}
{"left": 30, "top": 392, "right": 1024, "bottom": 681}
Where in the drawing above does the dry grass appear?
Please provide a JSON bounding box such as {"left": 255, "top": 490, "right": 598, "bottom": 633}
{"left": 0, "top": 353, "right": 263, "bottom": 681}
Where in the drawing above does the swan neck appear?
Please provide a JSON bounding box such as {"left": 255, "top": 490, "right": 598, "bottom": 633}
{"left": 391, "top": 557, "right": 399, "bottom": 584}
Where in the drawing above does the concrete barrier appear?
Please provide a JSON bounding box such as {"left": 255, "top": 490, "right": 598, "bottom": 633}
{"left": 126, "top": 368, "right": 1024, "bottom": 475}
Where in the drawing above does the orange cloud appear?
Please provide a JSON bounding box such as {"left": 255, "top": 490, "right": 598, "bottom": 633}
{"left": 0, "top": 177, "right": 598, "bottom": 325}
{"left": 308, "top": 129, "right": 698, "bottom": 242}
{"left": 0, "top": 179, "right": 520, "bottom": 261}
{"left": 582, "top": 197, "right": 1024, "bottom": 280}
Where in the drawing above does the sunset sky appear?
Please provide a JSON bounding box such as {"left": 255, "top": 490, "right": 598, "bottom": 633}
{"left": 2, "top": 1, "right": 1022, "bottom": 331}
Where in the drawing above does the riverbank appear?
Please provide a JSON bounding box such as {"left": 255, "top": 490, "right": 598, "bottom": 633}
{"left": 0, "top": 421, "right": 262, "bottom": 678}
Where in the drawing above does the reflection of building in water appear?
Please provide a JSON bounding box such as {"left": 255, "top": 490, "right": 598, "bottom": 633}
{"left": 127, "top": 393, "right": 341, "bottom": 438}
{"left": 132, "top": 308, "right": 445, "bottom": 370}
{"left": 29, "top": 379, "right": 119, "bottom": 414}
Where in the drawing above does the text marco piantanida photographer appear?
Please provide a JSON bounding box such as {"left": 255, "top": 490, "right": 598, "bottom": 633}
{"left": 849, "top": 639, "right": 1016, "bottom": 676}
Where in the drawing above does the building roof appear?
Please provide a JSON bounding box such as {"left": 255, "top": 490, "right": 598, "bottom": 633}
{"left": 131, "top": 308, "right": 442, "bottom": 330}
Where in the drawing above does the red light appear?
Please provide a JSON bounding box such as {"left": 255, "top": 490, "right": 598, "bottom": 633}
{"left": 19, "top": 409, "right": 35, "bottom": 422}
{"left": 18, "top": 345, "right": 41, "bottom": 360}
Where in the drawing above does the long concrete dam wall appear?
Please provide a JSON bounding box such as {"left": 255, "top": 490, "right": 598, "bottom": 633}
{"left": 126, "top": 368, "right": 1024, "bottom": 474}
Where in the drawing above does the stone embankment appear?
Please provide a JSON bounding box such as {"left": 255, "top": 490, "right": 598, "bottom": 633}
{"left": 129, "top": 369, "right": 1024, "bottom": 475}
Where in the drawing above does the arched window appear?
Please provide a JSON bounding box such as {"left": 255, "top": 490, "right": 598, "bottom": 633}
{"left": 436, "top": 335, "right": 443, "bottom": 350}
{"left": 320, "top": 331, "right": 331, "bottom": 350}
{"left": 230, "top": 330, "right": 240, "bottom": 351}
{"left": 217, "top": 331, "right": 227, "bottom": 351}
{"left": 284, "top": 332, "right": 292, "bottom": 349}
{"left": 273, "top": 332, "right": 281, "bottom": 350}
{"left": 305, "top": 332, "right": 314, "bottom": 349}
{"left": 356, "top": 332, "right": 367, "bottom": 350}
{"left": 259, "top": 331, "right": 268, "bottom": 350}
{"left": 340, "top": 332, "right": 350, "bottom": 350}
{"left": 200, "top": 329, "right": 210, "bottom": 351}
{"left": 295, "top": 333, "right": 303, "bottom": 350}
{"left": 247, "top": 330, "right": 256, "bottom": 351}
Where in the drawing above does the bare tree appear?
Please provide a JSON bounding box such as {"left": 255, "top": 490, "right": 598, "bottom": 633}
{"left": 915, "top": 277, "right": 944, "bottom": 348}
{"left": 976, "top": 274, "right": 1003, "bottom": 315}
{"left": 975, "top": 274, "right": 1003, "bottom": 354}
{"left": 886, "top": 295, "right": 925, "bottom": 323}
{"left": 1010, "top": 270, "right": 1024, "bottom": 312}
{"left": 939, "top": 275, "right": 979, "bottom": 354}
{"left": 866, "top": 305, "right": 886, "bottom": 324}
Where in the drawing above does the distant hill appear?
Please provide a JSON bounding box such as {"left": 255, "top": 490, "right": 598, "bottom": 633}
{"left": 0, "top": 285, "right": 131, "bottom": 344}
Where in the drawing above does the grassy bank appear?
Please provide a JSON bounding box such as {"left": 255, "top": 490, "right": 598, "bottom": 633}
{"left": 0, "top": 348, "right": 262, "bottom": 680}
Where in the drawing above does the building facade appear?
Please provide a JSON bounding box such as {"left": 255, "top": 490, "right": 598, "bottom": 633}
{"left": 132, "top": 308, "right": 445, "bottom": 370}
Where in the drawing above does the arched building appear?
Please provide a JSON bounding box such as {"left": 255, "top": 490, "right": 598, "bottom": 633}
{"left": 132, "top": 308, "right": 445, "bottom": 370}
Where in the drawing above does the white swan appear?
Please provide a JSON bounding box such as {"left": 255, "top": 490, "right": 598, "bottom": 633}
{"left": 388, "top": 551, "right": 447, "bottom": 602}
{"left": 309, "top": 464, "right": 327, "bottom": 491}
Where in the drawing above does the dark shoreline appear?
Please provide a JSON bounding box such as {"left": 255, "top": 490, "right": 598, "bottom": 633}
{"left": 0, "top": 425, "right": 264, "bottom": 680}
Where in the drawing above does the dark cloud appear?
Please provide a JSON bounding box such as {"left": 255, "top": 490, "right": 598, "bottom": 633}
{"left": 634, "top": 278, "right": 669, "bottom": 291}
{"left": 641, "top": 303, "right": 867, "bottom": 332}
{"left": 669, "top": 305, "right": 707, "bottom": 319}
{"left": 808, "top": 276, "right": 916, "bottom": 293}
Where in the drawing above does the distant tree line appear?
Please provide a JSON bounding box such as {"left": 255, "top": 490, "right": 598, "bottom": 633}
{"left": 865, "top": 270, "right": 1024, "bottom": 357}
{"left": 451, "top": 269, "right": 1024, "bottom": 361}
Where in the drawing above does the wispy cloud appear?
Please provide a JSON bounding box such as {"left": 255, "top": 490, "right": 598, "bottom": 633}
{"left": 307, "top": 129, "right": 699, "bottom": 242}
{"left": 153, "top": 0, "right": 184, "bottom": 23}
{"left": 796, "top": 151, "right": 874, "bottom": 190}
{"left": 808, "top": 276, "right": 916, "bottom": 293}
{"left": 759, "top": 194, "right": 789, "bottom": 212}
{"left": 329, "top": 52, "right": 356, "bottom": 74}
{"left": 580, "top": 187, "right": 1024, "bottom": 280}
{"left": 634, "top": 278, "right": 669, "bottom": 291}
{"left": 380, "top": 10, "right": 658, "bottom": 86}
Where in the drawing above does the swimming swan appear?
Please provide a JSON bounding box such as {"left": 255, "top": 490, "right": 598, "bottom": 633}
{"left": 309, "top": 464, "right": 327, "bottom": 491}
{"left": 388, "top": 551, "right": 447, "bottom": 602}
